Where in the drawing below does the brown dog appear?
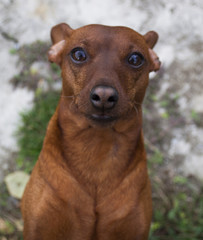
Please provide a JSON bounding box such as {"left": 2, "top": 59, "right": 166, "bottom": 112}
{"left": 21, "top": 23, "right": 160, "bottom": 240}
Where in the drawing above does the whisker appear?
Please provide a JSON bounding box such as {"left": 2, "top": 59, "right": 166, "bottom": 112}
{"left": 69, "top": 99, "right": 74, "bottom": 109}
{"left": 60, "top": 93, "right": 89, "bottom": 111}
{"left": 134, "top": 100, "right": 142, "bottom": 106}
{"left": 77, "top": 101, "right": 89, "bottom": 110}
{"left": 134, "top": 105, "right": 139, "bottom": 115}
{"left": 60, "top": 95, "right": 75, "bottom": 110}
{"left": 60, "top": 95, "right": 74, "bottom": 99}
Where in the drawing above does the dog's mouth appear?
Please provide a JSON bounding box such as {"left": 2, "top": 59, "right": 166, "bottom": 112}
{"left": 87, "top": 113, "right": 117, "bottom": 123}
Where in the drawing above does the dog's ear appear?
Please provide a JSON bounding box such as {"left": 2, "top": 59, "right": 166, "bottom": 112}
{"left": 51, "top": 23, "right": 73, "bottom": 44}
{"left": 48, "top": 23, "right": 73, "bottom": 65}
{"left": 144, "top": 31, "right": 161, "bottom": 72}
{"left": 144, "top": 31, "right": 158, "bottom": 49}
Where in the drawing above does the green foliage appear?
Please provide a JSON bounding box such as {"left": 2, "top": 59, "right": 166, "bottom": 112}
{"left": 0, "top": 182, "right": 22, "bottom": 239}
{"left": 51, "top": 63, "right": 61, "bottom": 76}
{"left": 17, "top": 40, "right": 50, "bottom": 68}
{"left": 16, "top": 91, "right": 59, "bottom": 172}
{"left": 10, "top": 41, "right": 54, "bottom": 90}
{"left": 9, "top": 48, "right": 18, "bottom": 55}
{"left": 150, "top": 150, "right": 163, "bottom": 165}
{"left": 149, "top": 152, "right": 203, "bottom": 240}
{"left": 160, "top": 111, "right": 169, "bottom": 119}
{"left": 150, "top": 188, "right": 203, "bottom": 239}
{"left": 146, "top": 139, "right": 203, "bottom": 240}
{"left": 0, "top": 183, "right": 9, "bottom": 208}
{"left": 0, "top": 220, "right": 15, "bottom": 235}
{"left": 173, "top": 176, "right": 188, "bottom": 184}
{"left": 191, "top": 110, "right": 199, "bottom": 121}
{"left": 190, "top": 110, "right": 203, "bottom": 127}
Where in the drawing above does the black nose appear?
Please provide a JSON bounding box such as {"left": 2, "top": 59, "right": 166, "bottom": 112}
{"left": 90, "top": 85, "right": 118, "bottom": 110}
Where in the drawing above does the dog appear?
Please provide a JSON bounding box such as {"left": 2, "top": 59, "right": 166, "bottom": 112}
{"left": 21, "top": 23, "right": 161, "bottom": 240}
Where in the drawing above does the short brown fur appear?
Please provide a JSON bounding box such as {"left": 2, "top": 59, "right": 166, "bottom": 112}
{"left": 21, "top": 23, "right": 161, "bottom": 240}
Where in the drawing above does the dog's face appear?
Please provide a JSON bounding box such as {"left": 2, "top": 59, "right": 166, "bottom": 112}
{"left": 48, "top": 24, "right": 160, "bottom": 126}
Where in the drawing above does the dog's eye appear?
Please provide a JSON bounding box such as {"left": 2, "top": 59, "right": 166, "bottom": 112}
{"left": 128, "top": 52, "right": 144, "bottom": 68}
{"left": 70, "top": 48, "right": 87, "bottom": 63}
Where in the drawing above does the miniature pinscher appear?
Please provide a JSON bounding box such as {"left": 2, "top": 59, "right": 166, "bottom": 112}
{"left": 21, "top": 23, "right": 161, "bottom": 240}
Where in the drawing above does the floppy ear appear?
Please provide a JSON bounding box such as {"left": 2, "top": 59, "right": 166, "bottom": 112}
{"left": 144, "top": 31, "right": 161, "bottom": 72}
{"left": 48, "top": 23, "right": 73, "bottom": 65}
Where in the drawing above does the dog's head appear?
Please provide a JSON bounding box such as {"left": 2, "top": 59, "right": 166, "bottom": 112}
{"left": 48, "top": 23, "right": 160, "bottom": 127}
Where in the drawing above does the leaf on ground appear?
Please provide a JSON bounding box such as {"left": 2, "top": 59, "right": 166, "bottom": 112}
{"left": 4, "top": 171, "right": 30, "bottom": 199}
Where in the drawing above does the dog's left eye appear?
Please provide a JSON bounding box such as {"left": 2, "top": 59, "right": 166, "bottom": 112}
{"left": 128, "top": 52, "right": 144, "bottom": 68}
{"left": 70, "top": 48, "right": 87, "bottom": 63}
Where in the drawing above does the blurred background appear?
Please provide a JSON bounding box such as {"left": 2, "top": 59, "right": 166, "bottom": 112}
{"left": 0, "top": 0, "right": 203, "bottom": 239}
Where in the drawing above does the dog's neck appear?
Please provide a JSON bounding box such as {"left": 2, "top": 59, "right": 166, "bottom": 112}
{"left": 44, "top": 99, "right": 146, "bottom": 197}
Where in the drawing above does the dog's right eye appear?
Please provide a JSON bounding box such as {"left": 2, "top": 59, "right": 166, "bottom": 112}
{"left": 70, "top": 48, "right": 87, "bottom": 63}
